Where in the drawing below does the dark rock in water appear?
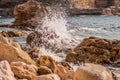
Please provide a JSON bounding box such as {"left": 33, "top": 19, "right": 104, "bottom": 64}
{"left": 26, "top": 32, "right": 36, "bottom": 46}
{"left": 65, "top": 36, "right": 120, "bottom": 64}
{"left": 13, "top": 0, "right": 50, "bottom": 29}
{"left": 0, "top": 30, "right": 28, "bottom": 37}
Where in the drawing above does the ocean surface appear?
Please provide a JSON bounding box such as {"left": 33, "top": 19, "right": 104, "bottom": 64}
{"left": 0, "top": 15, "right": 120, "bottom": 79}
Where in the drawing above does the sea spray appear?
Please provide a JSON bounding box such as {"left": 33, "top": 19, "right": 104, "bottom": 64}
{"left": 30, "top": 5, "right": 78, "bottom": 61}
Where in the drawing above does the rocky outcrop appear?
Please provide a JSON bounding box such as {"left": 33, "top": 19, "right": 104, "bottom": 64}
{"left": 65, "top": 36, "right": 120, "bottom": 64}
{"left": 0, "top": 30, "right": 27, "bottom": 37}
{"left": 0, "top": 60, "right": 16, "bottom": 80}
{"left": 33, "top": 74, "right": 60, "bottom": 80}
{"left": 0, "top": 35, "right": 36, "bottom": 65}
{"left": 73, "top": 63, "right": 116, "bottom": 80}
{"left": 11, "top": 62, "right": 37, "bottom": 80}
{"left": 13, "top": 0, "right": 50, "bottom": 29}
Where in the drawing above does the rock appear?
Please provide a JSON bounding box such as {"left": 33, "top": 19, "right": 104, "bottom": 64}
{"left": 39, "top": 55, "right": 56, "bottom": 72}
{"left": 18, "top": 79, "right": 28, "bottom": 80}
{"left": 26, "top": 32, "right": 36, "bottom": 45}
{"left": 0, "top": 35, "right": 36, "bottom": 65}
{"left": 65, "top": 36, "right": 120, "bottom": 64}
{"left": 73, "top": 63, "right": 115, "bottom": 80}
{"left": 60, "top": 62, "right": 73, "bottom": 70}
{"left": 65, "top": 52, "right": 77, "bottom": 64}
{"left": 0, "top": 30, "right": 28, "bottom": 37}
{"left": 0, "top": 60, "right": 16, "bottom": 80}
{"left": 38, "top": 66, "right": 52, "bottom": 75}
{"left": 54, "top": 64, "right": 74, "bottom": 80}
{"left": 13, "top": 0, "right": 50, "bottom": 29}
{"left": 11, "top": 62, "right": 37, "bottom": 80}
{"left": 33, "top": 74, "right": 60, "bottom": 80}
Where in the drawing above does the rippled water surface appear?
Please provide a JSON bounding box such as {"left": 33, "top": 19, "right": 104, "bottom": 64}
{"left": 67, "top": 15, "right": 120, "bottom": 40}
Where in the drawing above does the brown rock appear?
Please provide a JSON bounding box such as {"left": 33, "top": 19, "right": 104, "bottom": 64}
{"left": 73, "top": 63, "right": 115, "bottom": 80}
{"left": 26, "top": 32, "right": 36, "bottom": 45}
{"left": 33, "top": 74, "right": 60, "bottom": 80}
{"left": 0, "top": 30, "right": 28, "bottom": 37}
{"left": 0, "top": 35, "right": 36, "bottom": 65}
{"left": 60, "top": 62, "right": 73, "bottom": 70}
{"left": 65, "top": 52, "right": 77, "bottom": 64}
{"left": 65, "top": 36, "right": 120, "bottom": 64}
{"left": 0, "top": 60, "right": 16, "bottom": 80}
{"left": 11, "top": 62, "right": 37, "bottom": 80}
{"left": 13, "top": 0, "right": 50, "bottom": 28}
{"left": 54, "top": 64, "right": 74, "bottom": 80}
{"left": 38, "top": 66, "right": 52, "bottom": 75}
{"left": 39, "top": 55, "right": 56, "bottom": 71}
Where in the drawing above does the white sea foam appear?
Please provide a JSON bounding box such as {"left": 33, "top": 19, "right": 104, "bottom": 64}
{"left": 31, "top": 6, "right": 78, "bottom": 61}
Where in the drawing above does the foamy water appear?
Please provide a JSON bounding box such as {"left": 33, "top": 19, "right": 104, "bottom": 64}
{"left": 30, "top": 7, "right": 78, "bottom": 62}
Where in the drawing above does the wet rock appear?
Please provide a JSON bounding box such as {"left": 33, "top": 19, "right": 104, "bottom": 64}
{"left": 38, "top": 66, "right": 52, "bottom": 75}
{"left": 0, "top": 60, "right": 16, "bottom": 80}
{"left": 26, "top": 32, "right": 36, "bottom": 45}
{"left": 73, "top": 63, "right": 116, "bottom": 80}
{"left": 65, "top": 36, "right": 120, "bottom": 64}
{"left": 39, "top": 55, "right": 56, "bottom": 72}
{"left": 33, "top": 74, "right": 60, "bottom": 80}
{"left": 0, "top": 30, "right": 28, "bottom": 37}
{"left": 11, "top": 62, "right": 37, "bottom": 80}
{"left": 54, "top": 64, "right": 74, "bottom": 80}
{"left": 13, "top": 0, "right": 50, "bottom": 29}
{"left": 0, "top": 35, "right": 36, "bottom": 65}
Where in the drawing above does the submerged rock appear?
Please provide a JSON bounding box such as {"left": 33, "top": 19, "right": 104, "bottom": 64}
{"left": 0, "top": 35, "right": 36, "bottom": 65}
{"left": 65, "top": 36, "right": 120, "bottom": 64}
{"left": 0, "top": 60, "right": 16, "bottom": 80}
{"left": 33, "top": 74, "right": 60, "bottom": 80}
{"left": 73, "top": 63, "right": 116, "bottom": 80}
{"left": 11, "top": 62, "right": 37, "bottom": 80}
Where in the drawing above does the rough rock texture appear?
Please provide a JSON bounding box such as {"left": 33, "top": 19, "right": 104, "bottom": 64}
{"left": 54, "top": 64, "right": 74, "bottom": 80}
{"left": 11, "top": 62, "right": 37, "bottom": 80}
{"left": 65, "top": 36, "right": 120, "bottom": 64}
{"left": 0, "top": 35, "right": 35, "bottom": 65}
{"left": 39, "top": 56, "right": 56, "bottom": 72}
{"left": 26, "top": 32, "right": 36, "bottom": 45}
{"left": 73, "top": 63, "right": 115, "bottom": 80}
{"left": 72, "top": 0, "right": 95, "bottom": 9}
{"left": 13, "top": 0, "right": 50, "bottom": 28}
{"left": 0, "top": 60, "right": 16, "bottom": 80}
{"left": 33, "top": 74, "right": 60, "bottom": 80}
{"left": 38, "top": 66, "right": 52, "bottom": 75}
{"left": 0, "top": 30, "right": 27, "bottom": 37}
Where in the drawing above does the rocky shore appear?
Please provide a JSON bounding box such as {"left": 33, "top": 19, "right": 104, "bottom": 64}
{"left": 0, "top": 0, "right": 120, "bottom": 80}
{"left": 0, "top": 34, "right": 118, "bottom": 80}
